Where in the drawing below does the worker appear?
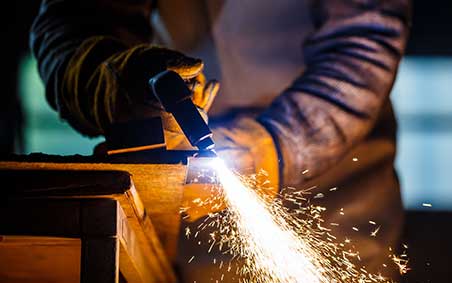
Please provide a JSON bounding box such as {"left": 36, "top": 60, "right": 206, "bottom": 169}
{"left": 30, "top": 0, "right": 411, "bottom": 281}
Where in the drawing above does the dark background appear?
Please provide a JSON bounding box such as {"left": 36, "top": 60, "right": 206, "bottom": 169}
{"left": 406, "top": 1, "right": 452, "bottom": 55}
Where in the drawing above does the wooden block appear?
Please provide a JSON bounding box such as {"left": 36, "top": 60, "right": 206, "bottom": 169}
{"left": 0, "top": 199, "right": 81, "bottom": 237}
{"left": 117, "top": 202, "right": 174, "bottom": 283}
{"left": 0, "top": 236, "right": 81, "bottom": 283}
{"left": 81, "top": 199, "right": 119, "bottom": 237}
{"left": 0, "top": 197, "right": 177, "bottom": 283}
{"left": 81, "top": 237, "right": 119, "bottom": 283}
{"left": 0, "top": 161, "right": 186, "bottom": 260}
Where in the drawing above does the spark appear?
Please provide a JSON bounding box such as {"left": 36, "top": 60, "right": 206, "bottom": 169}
{"left": 185, "top": 227, "right": 191, "bottom": 238}
{"left": 304, "top": 185, "right": 317, "bottom": 192}
{"left": 422, "top": 203, "right": 432, "bottom": 207}
{"left": 371, "top": 226, "right": 381, "bottom": 237}
{"left": 314, "top": 193, "right": 324, "bottom": 199}
{"left": 213, "top": 159, "right": 324, "bottom": 283}
{"left": 391, "top": 254, "right": 410, "bottom": 275}
{"left": 183, "top": 158, "right": 409, "bottom": 282}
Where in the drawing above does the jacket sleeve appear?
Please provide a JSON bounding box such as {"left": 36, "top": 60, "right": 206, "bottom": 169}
{"left": 30, "top": 0, "right": 154, "bottom": 136}
{"left": 258, "top": 0, "right": 411, "bottom": 186}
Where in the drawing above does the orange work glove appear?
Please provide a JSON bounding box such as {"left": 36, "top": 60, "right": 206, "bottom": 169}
{"left": 182, "top": 116, "right": 280, "bottom": 222}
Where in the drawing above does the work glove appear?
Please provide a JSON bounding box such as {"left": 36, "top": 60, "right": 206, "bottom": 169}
{"left": 63, "top": 36, "right": 219, "bottom": 142}
{"left": 182, "top": 116, "right": 280, "bottom": 222}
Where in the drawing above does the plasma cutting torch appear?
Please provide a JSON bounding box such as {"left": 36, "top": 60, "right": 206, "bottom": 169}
{"left": 105, "top": 70, "right": 218, "bottom": 183}
{"left": 149, "top": 70, "right": 217, "bottom": 158}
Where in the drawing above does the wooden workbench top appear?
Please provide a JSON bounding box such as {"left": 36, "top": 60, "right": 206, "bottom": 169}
{"left": 1, "top": 154, "right": 188, "bottom": 261}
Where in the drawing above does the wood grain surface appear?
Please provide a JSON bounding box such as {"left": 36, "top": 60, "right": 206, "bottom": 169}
{"left": 0, "top": 161, "right": 187, "bottom": 261}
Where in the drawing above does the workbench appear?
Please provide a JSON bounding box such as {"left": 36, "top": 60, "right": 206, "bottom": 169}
{"left": 0, "top": 154, "right": 191, "bottom": 283}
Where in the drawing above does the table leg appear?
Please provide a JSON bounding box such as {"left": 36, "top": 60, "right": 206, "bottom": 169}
{"left": 80, "top": 236, "right": 119, "bottom": 283}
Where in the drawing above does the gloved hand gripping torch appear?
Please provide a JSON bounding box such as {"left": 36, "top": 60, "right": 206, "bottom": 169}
{"left": 149, "top": 70, "right": 217, "bottom": 157}
{"left": 149, "top": 70, "right": 219, "bottom": 184}
{"left": 105, "top": 70, "right": 219, "bottom": 184}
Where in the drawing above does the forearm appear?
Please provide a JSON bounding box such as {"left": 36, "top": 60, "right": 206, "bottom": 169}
{"left": 30, "top": 0, "right": 153, "bottom": 136}
{"left": 258, "top": 0, "right": 411, "bottom": 186}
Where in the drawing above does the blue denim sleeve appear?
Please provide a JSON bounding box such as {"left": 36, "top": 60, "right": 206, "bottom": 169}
{"left": 258, "top": 0, "right": 411, "bottom": 186}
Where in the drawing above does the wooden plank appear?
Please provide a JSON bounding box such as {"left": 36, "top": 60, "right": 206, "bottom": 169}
{"left": 0, "top": 199, "right": 81, "bottom": 237}
{"left": 81, "top": 199, "right": 119, "bottom": 237}
{"left": 0, "top": 170, "right": 131, "bottom": 197}
{"left": 0, "top": 197, "right": 175, "bottom": 282}
{"left": 117, "top": 204, "right": 176, "bottom": 283}
{"left": 81, "top": 237, "right": 119, "bottom": 283}
{"left": 79, "top": 199, "right": 120, "bottom": 283}
{"left": 0, "top": 236, "right": 81, "bottom": 283}
{"left": 78, "top": 198, "right": 176, "bottom": 283}
{"left": 116, "top": 187, "right": 176, "bottom": 282}
{"left": 0, "top": 161, "right": 186, "bottom": 260}
{"left": 118, "top": 247, "right": 143, "bottom": 283}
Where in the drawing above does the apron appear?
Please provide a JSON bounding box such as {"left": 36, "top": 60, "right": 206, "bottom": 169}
{"left": 152, "top": 1, "right": 403, "bottom": 281}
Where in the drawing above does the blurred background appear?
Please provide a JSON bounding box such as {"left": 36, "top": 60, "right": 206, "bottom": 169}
{"left": 8, "top": 1, "right": 451, "bottom": 212}
{"left": 3, "top": 1, "right": 452, "bottom": 281}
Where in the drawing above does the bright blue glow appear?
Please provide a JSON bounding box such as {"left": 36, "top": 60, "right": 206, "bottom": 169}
{"left": 392, "top": 56, "right": 452, "bottom": 211}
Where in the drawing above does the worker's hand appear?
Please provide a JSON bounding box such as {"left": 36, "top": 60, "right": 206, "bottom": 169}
{"left": 182, "top": 117, "right": 280, "bottom": 222}
{"left": 105, "top": 45, "right": 219, "bottom": 150}
{"left": 64, "top": 38, "right": 219, "bottom": 135}
{"left": 97, "top": 44, "right": 218, "bottom": 122}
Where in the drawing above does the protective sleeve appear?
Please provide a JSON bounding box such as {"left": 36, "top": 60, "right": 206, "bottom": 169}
{"left": 30, "top": 0, "right": 154, "bottom": 136}
{"left": 258, "top": 0, "right": 411, "bottom": 186}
